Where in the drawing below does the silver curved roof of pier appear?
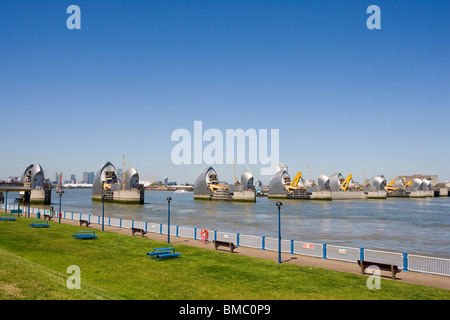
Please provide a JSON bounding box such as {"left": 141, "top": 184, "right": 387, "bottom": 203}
{"left": 412, "top": 178, "right": 431, "bottom": 191}
{"left": 421, "top": 180, "right": 431, "bottom": 190}
{"left": 317, "top": 174, "right": 330, "bottom": 190}
{"left": 194, "top": 167, "right": 217, "bottom": 195}
{"left": 412, "top": 178, "right": 422, "bottom": 189}
{"left": 22, "top": 163, "right": 45, "bottom": 189}
{"left": 269, "top": 170, "right": 289, "bottom": 195}
{"left": 329, "top": 173, "right": 345, "bottom": 191}
{"left": 124, "top": 166, "right": 139, "bottom": 190}
{"left": 92, "top": 162, "right": 121, "bottom": 196}
{"left": 240, "top": 170, "right": 254, "bottom": 191}
{"left": 368, "top": 175, "right": 386, "bottom": 190}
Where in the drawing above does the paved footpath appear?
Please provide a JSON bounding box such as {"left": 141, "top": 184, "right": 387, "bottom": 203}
{"left": 51, "top": 214, "right": 450, "bottom": 291}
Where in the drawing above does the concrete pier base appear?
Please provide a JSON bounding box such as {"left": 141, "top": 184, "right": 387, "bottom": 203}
{"left": 30, "top": 189, "right": 51, "bottom": 205}
{"left": 193, "top": 194, "right": 212, "bottom": 200}
{"left": 409, "top": 190, "right": 434, "bottom": 198}
{"left": 113, "top": 189, "right": 144, "bottom": 204}
{"left": 92, "top": 190, "right": 144, "bottom": 204}
{"left": 331, "top": 191, "right": 367, "bottom": 200}
{"left": 232, "top": 191, "right": 256, "bottom": 202}
{"left": 366, "top": 190, "right": 387, "bottom": 199}
{"left": 267, "top": 194, "right": 288, "bottom": 199}
{"left": 387, "top": 189, "right": 409, "bottom": 198}
{"left": 310, "top": 191, "right": 332, "bottom": 200}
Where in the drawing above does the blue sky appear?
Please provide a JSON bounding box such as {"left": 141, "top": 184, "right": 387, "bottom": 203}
{"left": 1, "top": 0, "right": 449, "bottom": 184}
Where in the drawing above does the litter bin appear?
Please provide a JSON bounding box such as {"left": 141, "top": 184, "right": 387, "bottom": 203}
{"left": 36, "top": 211, "right": 41, "bottom": 219}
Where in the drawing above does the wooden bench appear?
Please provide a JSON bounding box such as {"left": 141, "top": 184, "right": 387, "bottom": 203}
{"left": 213, "top": 240, "right": 236, "bottom": 253}
{"left": 44, "top": 214, "right": 53, "bottom": 221}
{"left": 30, "top": 221, "right": 50, "bottom": 228}
{"left": 357, "top": 260, "right": 401, "bottom": 280}
{"left": 147, "top": 247, "right": 181, "bottom": 261}
{"left": 73, "top": 231, "right": 98, "bottom": 240}
{"left": 131, "top": 227, "right": 147, "bottom": 237}
{"left": 79, "top": 219, "right": 91, "bottom": 227}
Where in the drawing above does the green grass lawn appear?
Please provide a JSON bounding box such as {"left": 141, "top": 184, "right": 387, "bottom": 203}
{"left": 0, "top": 216, "right": 449, "bottom": 300}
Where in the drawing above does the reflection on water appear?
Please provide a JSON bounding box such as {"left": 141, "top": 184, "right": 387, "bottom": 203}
{"left": 5, "top": 189, "right": 450, "bottom": 258}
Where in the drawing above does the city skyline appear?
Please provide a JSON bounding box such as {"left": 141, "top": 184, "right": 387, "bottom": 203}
{"left": 1, "top": 1, "right": 449, "bottom": 184}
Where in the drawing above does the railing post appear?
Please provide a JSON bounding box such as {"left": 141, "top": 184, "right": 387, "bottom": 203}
{"left": 176, "top": 225, "right": 179, "bottom": 237}
{"left": 290, "top": 239, "right": 294, "bottom": 255}
{"left": 262, "top": 236, "right": 265, "bottom": 250}
{"left": 360, "top": 247, "right": 365, "bottom": 261}
{"left": 132, "top": 220, "right": 134, "bottom": 228}
{"left": 145, "top": 222, "right": 148, "bottom": 232}
{"left": 214, "top": 230, "right": 217, "bottom": 241}
{"left": 323, "top": 243, "right": 327, "bottom": 259}
{"left": 403, "top": 252, "right": 409, "bottom": 271}
{"left": 120, "top": 218, "right": 122, "bottom": 228}
{"left": 194, "top": 227, "right": 197, "bottom": 240}
{"left": 237, "top": 233, "right": 240, "bottom": 247}
{"left": 160, "top": 223, "right": 162, "bottom": 234}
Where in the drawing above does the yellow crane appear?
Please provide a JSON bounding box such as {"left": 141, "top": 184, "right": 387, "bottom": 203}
{"left": 387, "top": 179, "right": 395, "bottom": 187}
{"left": 285, "top": 171, "right": 304, "bottom": 193}
{"left": 340, "top": 174, "right": 353, "bottom": 191}
{"left": 207, "top": 172, "right": 228, "bottom": 193}
{"left": 385, "top": 177, "right": 408, "bottom": 191}
{"left": 401, "top": 171, "right": 412, "bottom": 188}
{"left": 209, "top": 183, "right": 228, "bottom": 192}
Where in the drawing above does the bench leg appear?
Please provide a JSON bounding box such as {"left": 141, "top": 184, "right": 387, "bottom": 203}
{"left": 360, "top": 263, "right": 365, "bottom": 275}
{"left": 230, "top": 243, "right": 234, "bottom": 253}
{"left": 391, "top": 265, "right": 395, "bottom": 280}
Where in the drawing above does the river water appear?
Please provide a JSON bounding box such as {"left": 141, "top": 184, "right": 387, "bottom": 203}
{"left": 5, "top": 189, "right": 450, "bottom": 258}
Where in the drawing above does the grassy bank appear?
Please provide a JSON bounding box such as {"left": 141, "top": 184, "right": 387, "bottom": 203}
{"left": 0, "top": 216, "right": 448, "bottom": 300}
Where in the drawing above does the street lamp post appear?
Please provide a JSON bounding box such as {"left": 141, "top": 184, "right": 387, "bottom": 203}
{"left": 167, "top": 197, "right": 172, "bottom": 244}
{"left": 4, "top": 191, "right": 8, "bottom": 214}
{"left": 102, "top": 194, "right": 105, "bottom": 231}
{"left": 57, "top": 189, "right": 64, "bottom": 223}
{"left": 276, "top": 202, "right": 283, "bottom": 264}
